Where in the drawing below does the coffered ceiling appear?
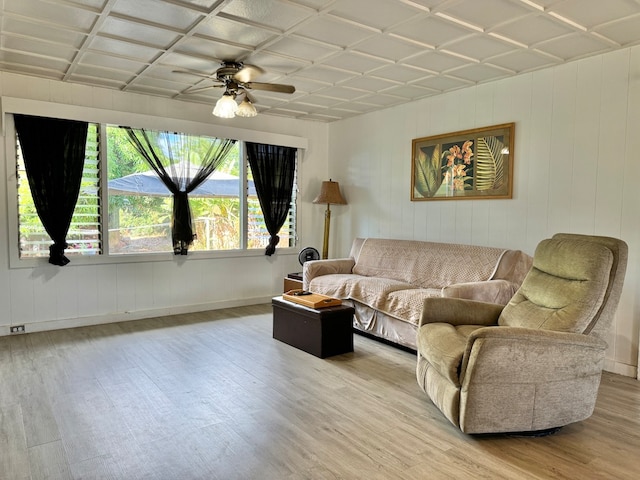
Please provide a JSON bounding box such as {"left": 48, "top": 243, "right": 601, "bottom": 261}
{"left": 2, "top": 0, "right": 640, "bottom": 122}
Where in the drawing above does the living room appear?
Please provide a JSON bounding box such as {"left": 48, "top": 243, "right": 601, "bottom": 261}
{"left": 1, "top": 0, "right": 639, "bottom": 478}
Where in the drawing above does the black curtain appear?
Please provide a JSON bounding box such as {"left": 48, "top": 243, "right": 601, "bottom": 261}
{"left": 246, "top": 143, "right": 296, "bottom": 256}
{"left": 124, "top": 128, "right": 236, "bottom": 254}
{"left": 14, "top": 114, "right": 88, "bottom": 266}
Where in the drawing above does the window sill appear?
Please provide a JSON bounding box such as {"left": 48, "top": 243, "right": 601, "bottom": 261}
{"left": 9, "top": 247, "right": 299, "bottom": 269}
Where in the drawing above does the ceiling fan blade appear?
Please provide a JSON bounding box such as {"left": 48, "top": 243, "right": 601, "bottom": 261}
{"left": 183, "top": 84, "right": 224, "bottom": 94}
{"left": 246, "top": 82, "right": 295, "bottom": 94}
{"left": 233, "top": 64, "right": 265, "bottom": 83}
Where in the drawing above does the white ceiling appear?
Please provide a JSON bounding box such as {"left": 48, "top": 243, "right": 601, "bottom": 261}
{"left": 2, "top": 0, "right": 640, "bottom": 122}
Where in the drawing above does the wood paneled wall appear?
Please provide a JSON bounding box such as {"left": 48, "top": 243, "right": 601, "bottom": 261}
{"left": 328, "top": 47, "right": 640, "bottom": 378}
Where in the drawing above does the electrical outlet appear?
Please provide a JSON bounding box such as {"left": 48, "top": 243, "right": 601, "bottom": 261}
{"left": 10, "top": 325, "right": 25, "bottom": 334}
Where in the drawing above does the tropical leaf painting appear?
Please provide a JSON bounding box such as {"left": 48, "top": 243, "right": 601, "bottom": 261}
{"left": 475, "top": 135, "right": 505, "bottom": 191}
{"left": 411, "top": 123, "right": 514, "bottom": 201}
{"left": 413, "top": 143, "right": 442, "bottom": 198}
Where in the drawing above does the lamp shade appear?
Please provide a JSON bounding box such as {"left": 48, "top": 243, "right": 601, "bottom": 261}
{"left": 213, "top": 92, "right": 238, "bottom": 118}
{"left": 236, "top": 97, "right": 257, "bottom": 117}
{"left": 313, "top": 180, "right": 347, "bottom": 205}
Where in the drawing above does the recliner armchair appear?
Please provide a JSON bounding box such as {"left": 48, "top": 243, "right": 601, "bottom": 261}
{"left": 416, "top": 233, "right": 628, "bottom": 434}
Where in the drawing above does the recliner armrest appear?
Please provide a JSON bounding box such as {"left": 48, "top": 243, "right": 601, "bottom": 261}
{"left": 461, "top": 326, "right": 607, "bottom": 383}
{"left": 303, "top": 258, "right": 355, "bottom": 290}
{"left": 419, "top": 298, "right": 504, "bottom": 327}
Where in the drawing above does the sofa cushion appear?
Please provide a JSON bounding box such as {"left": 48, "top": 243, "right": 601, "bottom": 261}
{"left": 310, "top": 275, "right": 414, "bottom": 310}
{"left": 352, "top": 238, "right": 506, "bottom": 288}
{"left": 383, "top": 288, "right": 443, "bottom": 326}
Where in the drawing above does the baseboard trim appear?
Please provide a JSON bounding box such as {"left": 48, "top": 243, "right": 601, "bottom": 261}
{"left": 604, "top": 359, "right": 638, "bottom": 379}
{"left": 1, "top": 296, "right": 273, "bottom": 336}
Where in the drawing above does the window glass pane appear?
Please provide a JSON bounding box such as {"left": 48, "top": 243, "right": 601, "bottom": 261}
{"left": 106, "top": 126, "right": 242, "bottom": 254}
{"left": 246, "top": 158, "right": 297, "bottom": 250}
{"left": 17, "top": 123, "right": 102, "bottom": 258}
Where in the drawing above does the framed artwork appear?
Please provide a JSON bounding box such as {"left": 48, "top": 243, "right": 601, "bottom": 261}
{"left": 411, "top": 123, "right": 514, "bottom": 201}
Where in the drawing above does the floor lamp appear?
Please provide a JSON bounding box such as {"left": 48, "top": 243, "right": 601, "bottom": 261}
{"left": 313, "top": 179, "right": 347, "bottom": 259}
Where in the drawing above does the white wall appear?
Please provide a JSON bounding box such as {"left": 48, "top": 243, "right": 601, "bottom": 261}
{"left": 328, "top": 47, "right": 640, "bottom": 378}
{"left": 0, "top": 72, "right": 329, "bottom": 334}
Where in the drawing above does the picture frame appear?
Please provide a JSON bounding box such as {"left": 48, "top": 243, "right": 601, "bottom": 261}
{"left": 411, "top": 123, "right": 514, "bottom": 201}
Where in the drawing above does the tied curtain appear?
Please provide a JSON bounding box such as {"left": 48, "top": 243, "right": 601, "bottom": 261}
{"left": 14, "top": 114, "right": 88, "bottom": 266}
{"left": 246, "top": 143, "right": 296, "bottom": 256}
{"left": 123, "top": 128, "right": 236, "bottom": 254}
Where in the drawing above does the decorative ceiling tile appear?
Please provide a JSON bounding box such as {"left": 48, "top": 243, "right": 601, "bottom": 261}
{"left": 487, "top": 49, "right": 557, "bottom": 73}
{"left": 371, "top": 64, "right": 435, "bottom": 83}
{"left": 265, "top": 36, "right": 341, "bottom": 61}
{"left": 389, "top": 16, "right": 475, "bottom": 48}
{"left": 2, "top": 36, "right": 77, "bottom": 63}
{"left": 194, "top": 15, "right": 277, "bottom": 47}
{"left": 443, "top": 34, "right": 518, "bottom": 61}
{"left": 445, "top": 63, "right": 512, "bottom": 83}
{"left": 3, "top": 0, "right": 98, "bottom": 30}
{"left": 174, "top": 37, "right": 251, "bottom": 63}
{"left": 381, "top": 83, "right": 439, "bottom": 99}
{"left": 294, "top": 15, "right": 375, "bottom": 47}
{"left": 220, "top": 0, "right": 312, "bottom": 31}
{"left": 490, "top": 14, "right": 575, "bottom": 47}
{"left": 411, "top": 74, "right": 473, "bottom": 92}
{"left": 322, "top": 52, "right": 392, "bottom": 74}
{"left": 352, "top": 35, "right": 429, "bottom": 62}
{"left": 3, "top": 0, "right": 640, "bottom": 122}
{"left": 440, "top": 0, "right": 532, "bottom": 30}
{"left": 535, "top": 33, "right": 613, "bottom": 61}
{"left": 326, "top": 0, "right": 423, "bottom": 31}
{"left": 549, "top": 0, "right": 640, "bottom": 28}
{"left": 100, "top": 17, "right": 180, "bottom": 48}
{"left": 594, "top": 14, "right": 640, "bottom": 46}
{"left": 297, "top": 65, "right": 359, "bottom": 84}
{"left": 404, "top": 50, "right": 469, "bottom": 73}
{"left": 89, "top": 36, "right": 161, "bottom": 63}
{"left": 338, "top": 75, "right": 400, "bottom": 91}
{"left": 112, "top": 0, "right": 202, "bottom": 31}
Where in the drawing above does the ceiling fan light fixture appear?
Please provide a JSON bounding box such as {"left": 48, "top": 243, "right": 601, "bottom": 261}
{"left": 213, "top": 92, "right": 238, "bottom": 118}
{"left": 236, "top": 97, "right": 257, "bottom": 117}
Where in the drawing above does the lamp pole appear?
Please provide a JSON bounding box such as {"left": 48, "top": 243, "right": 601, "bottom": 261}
{"left": 322, "top": 203, "right": 332, "bottom": 259}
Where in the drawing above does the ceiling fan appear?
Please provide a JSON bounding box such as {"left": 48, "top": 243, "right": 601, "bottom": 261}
{"left": 174, "top": 61, "right": 295, "bottom": 118}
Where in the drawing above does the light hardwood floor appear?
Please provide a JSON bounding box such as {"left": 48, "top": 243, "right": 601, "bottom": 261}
{"left": 1, "top": 304, "right": 639, "bottom": 479}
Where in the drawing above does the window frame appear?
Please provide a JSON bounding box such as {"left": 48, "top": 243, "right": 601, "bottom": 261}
{"left": 3, "top": 97, "right": 306, "bottom": 269}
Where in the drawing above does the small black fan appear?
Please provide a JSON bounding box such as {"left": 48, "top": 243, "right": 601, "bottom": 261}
{"left": 298, "top": 247, "right": 320, "bottom": 266}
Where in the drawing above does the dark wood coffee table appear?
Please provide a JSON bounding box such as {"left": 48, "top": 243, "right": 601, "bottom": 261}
{"left": 272, "top": 296, "right": 355, "bottom": 358}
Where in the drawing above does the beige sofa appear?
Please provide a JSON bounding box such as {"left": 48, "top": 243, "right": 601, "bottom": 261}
{"left": 303, "top": 238, "right": 533, "bottom": 350}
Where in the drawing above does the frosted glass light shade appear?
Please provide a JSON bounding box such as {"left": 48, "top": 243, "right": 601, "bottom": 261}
{"left": 236, "top": 98, "right": 257, "bottom": 117}
{"left": 213, "top": 93, "right": 238, "bottom": 118}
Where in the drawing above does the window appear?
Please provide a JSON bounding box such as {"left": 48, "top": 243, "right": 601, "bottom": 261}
{"left": 13, "top": 117, "right": 298, "bottom": 261}
{"left": 17, "top": 123, "right": 102, "bottom": 258}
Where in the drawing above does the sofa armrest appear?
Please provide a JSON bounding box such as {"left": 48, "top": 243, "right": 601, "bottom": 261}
{"left": 419, "top": 298, "right": 504, "bottom": 328}
{"left": 442, "top": 279, "right": 519, "bottom": 305}
{"left": 303, "top": 258, "right": 355, "bottom": 290}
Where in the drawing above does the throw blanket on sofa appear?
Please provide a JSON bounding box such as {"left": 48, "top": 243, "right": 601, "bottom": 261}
{"left": 352, "top": 238, "right": 505, "bottom": 288}
{"left": 307, "top": 238, "right": 530, "bottom": 330}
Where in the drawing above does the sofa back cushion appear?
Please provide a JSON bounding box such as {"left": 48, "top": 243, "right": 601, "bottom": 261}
{"left": 352, "top": 238, "right": 506, "bottom": 289}
{"left": 498, "top": 238, "right": 613, "bottom": 333}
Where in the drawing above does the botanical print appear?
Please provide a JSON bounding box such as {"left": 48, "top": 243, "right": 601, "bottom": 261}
{"left": 411, "top": 124, "right": 513, "bottom": 201}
